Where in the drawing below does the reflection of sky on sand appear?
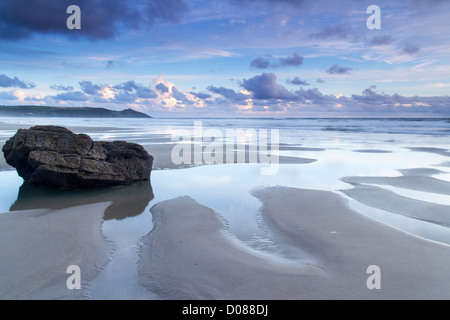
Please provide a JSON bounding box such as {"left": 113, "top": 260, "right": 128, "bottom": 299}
{"left": 145, "top": 147, "right": 450, "bottom": 248}
{"left": 89, "top": 200, "right": 158, "bottom": 300}
{"left": 1, "top": 145, "right": 449, "bottom": 245}
{"left": 361, "top": 184, "right": 450, "bottom": 206}
{"left": 0, "top": 170, "right": 24, "bottom": 212}
{"left": 1, "top": 116, "right": 449, "bottom": 299}
{"left": 347, "top": 199, "right": 450, "bottom": 246}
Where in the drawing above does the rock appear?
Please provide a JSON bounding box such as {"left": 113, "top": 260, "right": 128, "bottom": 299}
{"left": 2, "top": 125, "right": 153, "bottom": 190}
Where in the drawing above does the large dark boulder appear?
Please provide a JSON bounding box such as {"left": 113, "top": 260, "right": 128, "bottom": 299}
{"left": 2, "top": 126, "right": 153, "bottom": 190}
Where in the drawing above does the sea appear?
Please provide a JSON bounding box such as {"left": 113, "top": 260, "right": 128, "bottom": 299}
{"left": 1, "top": 116, "right": 449, "bottom": 299}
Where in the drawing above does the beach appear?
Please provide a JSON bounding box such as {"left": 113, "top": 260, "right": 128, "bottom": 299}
{"left": 1, "top": 117, "right": 450, "bottom": 300}
{"left": 138, "top": 188, "right": 450, "bottom": 299}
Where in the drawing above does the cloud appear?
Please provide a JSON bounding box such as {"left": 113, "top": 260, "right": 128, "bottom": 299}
{"left": 0, "top": 74, "right": 35, "bottom": 89}
{"left": 402, "top": 44, "right": 420, "bottom": 55}
{"left": 316, "top": 78, "right": 325, "bottom": 83}
{"left": 368, "top": 35, "right": 393, "bottom": 46}
{"left": 250, "top": 57, "right": 271, "bottom": 69}
{"left": 207, "top": 85, "right": 249, "bottom": 101}
{"left": 309, "top": 24, "right": 353, "bottom": 40}
{"left": 112, "top": 90, "right": 137, "bottom": 102}
{"left": 344, "top": 85, "right": 450, "bottom": 115}
{"left": 0, "top": 0, "right": 189, "bottom": 41}
{"left": 279, "top": 53, "right": 303, "bottom": 67}
{"left": 172, "top": 87, "right": 196, "bottom": 105}
{"left": 114, "top": 80, "right": 140, "bottom": 92}
{"left": 241, "top": 73, "right": 297, "bottom": 100}
{"left": 145, "top": 0, "right": 188, "bottom": 23}
{"left": 326, "top": 64, "right": 352, "bottom": 75}
{"left": 0, "top": 90, "right": 17, "bottom": 100}
{"left": 250, "top": 53, "right": 303, "bottom": 69}
{"left": 105, "top": 60, "right": 115, "bottom": 69}
{"left": 54, "top": 91, "right": 89, "bottom": 101}
{"left": 50, "top": 84, "right": 74, "bottom": 91}
{"left": 79, "top": 80, "right": 102, "bottom": 95}
{"left": 156, "top": 83, "right": 170, "bottom": 93}
{"left": 113, "top": 80, "right": 157, "bottom": 99}
{"left": 202, "top": 77, "right": 450, "bottom": 116}
{"left": 287, "top": 77, "right": 309, "bottom": 86}
{"left": 136, "top": 86, "right": 157, "bottom": 99}
{"left": 192, "top": 92, "right": 212, "bottom": 100}
{"left": 294, "top": 87, "right": 335, "bottom": 105}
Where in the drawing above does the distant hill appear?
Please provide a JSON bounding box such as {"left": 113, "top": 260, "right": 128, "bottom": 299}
{"left": 0, "top": 105, "right": 152, "bottom": 118}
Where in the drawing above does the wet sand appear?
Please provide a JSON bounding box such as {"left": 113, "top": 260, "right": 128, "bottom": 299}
{"left": 144, "top": 143, "right": 316, "bottom": 170}
{"left": 1, "top": 121, "right": 450, "bottom": 300}
{"left": 342, "top": 185, "right": 450, "bottom": 226}
{"left": 342, "top": 175, "right": 450, "bottom": 195}
{"left": 138, "top": 187, "right": 450, "bottom": 299}
{"left": 0, "top": 202, "right": 114, "bottom": 299}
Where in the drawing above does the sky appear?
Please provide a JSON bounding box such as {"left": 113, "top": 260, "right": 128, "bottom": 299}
{"left": 0, "top": 0, "right": 449, "bottom": 117}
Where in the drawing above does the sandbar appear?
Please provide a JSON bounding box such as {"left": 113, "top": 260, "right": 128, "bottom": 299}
{"left": 138, "top": 187, "right": 450, "bottom": 299}
{"left": 342, "top": 184, "right": 450, "bottom": 226}
{"left": 0, "top": 202, "right": 114, "bottom": 300}
{"left": 342, "top": 175, "right": 450, "bottom": 195}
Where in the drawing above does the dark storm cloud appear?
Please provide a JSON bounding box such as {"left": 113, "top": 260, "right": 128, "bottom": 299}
{"left": 241, "top": 73, "right": 297, "bottom": 100}
{"left": 287, "top": 77, "right": 309, "bottom": 86}
{"left": 0, "top": 74, "right": 35, "bottom": 89}
{"left": 0, "top": 0, "right": 189, "bottom": 41}
{"left": 326, "top": 64, "right": 352, "bottom": 75}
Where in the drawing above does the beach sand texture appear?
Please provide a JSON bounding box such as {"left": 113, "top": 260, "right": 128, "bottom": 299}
{"left": 0, "top": 202, "right": 114, "bottom": 299}
{"left": 138, "top": 186, "right": 450, "bottom": 300}
{"left": 1, "top": 118, "right": 450, "bottom": 300}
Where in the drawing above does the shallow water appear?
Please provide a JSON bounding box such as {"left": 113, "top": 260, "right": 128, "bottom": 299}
{"left": 1, "top": 116, "right": 449, "bottom": 299}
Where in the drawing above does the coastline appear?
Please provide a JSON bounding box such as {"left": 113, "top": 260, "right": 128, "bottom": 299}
{"left": 0, "top": 117, "right": 449, "bottom": 300}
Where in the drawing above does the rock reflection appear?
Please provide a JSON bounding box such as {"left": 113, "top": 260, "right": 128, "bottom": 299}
{"left": 10, "top": 181, "right": 154, "bottom": 220}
